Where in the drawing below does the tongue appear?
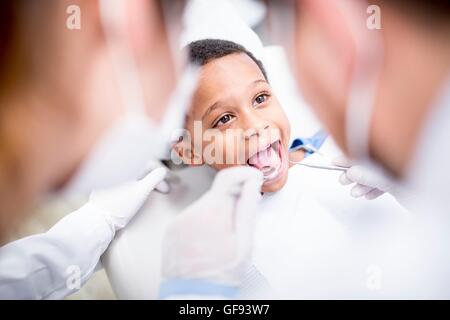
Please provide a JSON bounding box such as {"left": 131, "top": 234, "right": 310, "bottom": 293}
{"left": 248, "top": 145, "right": 280, "bottom": 170}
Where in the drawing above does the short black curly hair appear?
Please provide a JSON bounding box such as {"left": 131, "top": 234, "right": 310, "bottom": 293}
{"left": 188, "top": 39, "right": 268, "bottom": 81}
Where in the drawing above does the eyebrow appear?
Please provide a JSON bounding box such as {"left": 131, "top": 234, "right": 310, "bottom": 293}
{"left": 201, "top": 79, "right": 268, "bottom": 121}
{"left": 251, "top": 79, "right": 268, "bottom": 87}
{"left": 201, "top": 101, "right": 222, "bottom": 121}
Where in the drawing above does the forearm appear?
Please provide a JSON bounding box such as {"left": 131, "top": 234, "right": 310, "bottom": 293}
{"left": 0, "top": 203, "right": 114, "bottom": 299}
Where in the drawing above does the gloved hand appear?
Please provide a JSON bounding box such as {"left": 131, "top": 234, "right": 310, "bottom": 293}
{"left": 88, "top": 167, "right": 167, "bottom": 232}
{"left": 161, "top": 166, "right": 263, "bottom": 293}
{"left": 332, "top": 155, "right": 393, "bottom": 200}
{"left": 140, "top": 160, "right": 180, "bottom": 194}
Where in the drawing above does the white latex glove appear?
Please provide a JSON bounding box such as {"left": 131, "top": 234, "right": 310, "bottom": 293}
{"left": 89, "top": 167, "right": 168, "bottom": 232}
{"left": 140, "top": 160, "right": 180, "bottom": 194}
{"left": 333, "top": 155, "right": 393, "bottom": 200}
{"left": 161, "top": 166, "right": 264, "bottom": 287}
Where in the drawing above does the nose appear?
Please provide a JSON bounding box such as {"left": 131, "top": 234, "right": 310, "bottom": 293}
{"left": 240, "top": 104, "right": 272, "bottom": 140}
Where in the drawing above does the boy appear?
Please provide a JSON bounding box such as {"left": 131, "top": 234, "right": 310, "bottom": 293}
{"left": 173, "top": 39, "right": 310, "bottom": 193}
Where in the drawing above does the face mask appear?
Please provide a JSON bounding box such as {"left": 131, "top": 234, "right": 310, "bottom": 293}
{"left": 341, "top": 14, "right": 396, "bottom": 182}
{"left": 61, "top": 0, "right": 198, "bottom": 196}
{"left": 403, "top": 80, "right": 450, "bottom": 214}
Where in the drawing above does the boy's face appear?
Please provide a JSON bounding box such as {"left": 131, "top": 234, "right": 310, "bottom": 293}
{"left": 178, "top": 53, "right": 291, "bottom": 193}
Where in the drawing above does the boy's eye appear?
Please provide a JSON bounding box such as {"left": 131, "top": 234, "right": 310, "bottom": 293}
{"left": 253, "top": 94, "right": 269, "bottom": 107}
{"left": 214, "top": 114, "right": 234, "bottom": 127}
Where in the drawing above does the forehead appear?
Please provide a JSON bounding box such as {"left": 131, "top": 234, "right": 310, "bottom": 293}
{"left": 189, "top": 53, "right": 266, "bottom": 119}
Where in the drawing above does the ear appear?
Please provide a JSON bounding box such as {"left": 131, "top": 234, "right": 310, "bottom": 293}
{"left": 172, "top": 138, "right": 204, "bottom": 166}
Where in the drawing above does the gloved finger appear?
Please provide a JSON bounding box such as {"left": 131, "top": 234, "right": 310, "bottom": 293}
{"left": 155, "top": 180, "right": 171, "bottom": 194}
{"left": 139, "top": 162, "right": 179, "bottom": 192}
{"left": 234, "top": 174, "right": 263, "bottom": 234}
{"left": 212, "top": 166, "right": 263, "bottom": 197}
{"left": 350, "top": 184, "right": 374, "bottom": 198}
{"left": 331, "top": 155, "right": 354, "bottom": 168}
{"left": 234, "top": 175, "right": 263, "bottom": 259}
{"left": 345, "top": 165, "right": 371, "bottom": 184}
{"left": 346, "top": 166, "right": 392, "bottom": 191}
{"left": 138, "top": 167, "right": 168, "bottom": 195}
{"left": 365, "top": 188, "right": 385, "bottom": 200}
{"left": 339, "top": 171, "right": 353, "bottom": 185}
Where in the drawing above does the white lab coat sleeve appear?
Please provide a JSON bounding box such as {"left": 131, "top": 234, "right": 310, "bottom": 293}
{"left": 0, "top": 203, "right": 115, "bottom": 299}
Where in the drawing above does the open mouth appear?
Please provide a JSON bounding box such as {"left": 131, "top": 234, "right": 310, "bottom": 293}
{"left": 247, "top": 140, "right": 283, "bottom": 182}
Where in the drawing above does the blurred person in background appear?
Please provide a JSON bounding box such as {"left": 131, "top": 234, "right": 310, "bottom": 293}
{"left": 263, "top": 0, "right": 450, "bottom": 297}
{"left": 0, "top": 0, "right": 178, "bottom": 299}
{"left": 266, "top": 0, "right": 450, "bottom": 208}
{"left": 0, "top": 0, "right": 263, "bottom": 299}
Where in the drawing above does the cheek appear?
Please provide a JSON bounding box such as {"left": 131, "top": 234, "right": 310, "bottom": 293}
{"left": 202, "top": 131, "right": 247, "bottom": 167}
{"left": 267, "top": 102, "right": 291, "bottom": 144}
{"left": 279, "top": 113, "right": 291, "bottom": 144}
{"left": 222, "top": 132, "right": 247, "bottom": 165}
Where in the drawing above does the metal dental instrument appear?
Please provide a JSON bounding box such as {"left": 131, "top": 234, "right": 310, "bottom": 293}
{"left": 290, "top": 161, "right": 348, "bottom": 172}
{"left": 289, "top": 144, "right": 348, "bottom": 172}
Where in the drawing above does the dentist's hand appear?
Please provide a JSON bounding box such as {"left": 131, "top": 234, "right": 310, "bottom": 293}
{"left": 160, "top": 166, "right": 263, "bottom": 296}
{"left": 333, "top": 156, "right": 393, "bottom": 200}
{"left": 88, "top": 167, "right": 168, "bottom": 232}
